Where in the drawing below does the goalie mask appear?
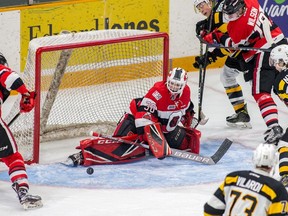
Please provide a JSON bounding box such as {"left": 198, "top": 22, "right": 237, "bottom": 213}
{"left": 166, "top": 68, "right": 188, "bottom": 96}
{"left": 222, "top": 0, "right": 245, "bottom": 21}
{"left": 269, "top": 44, "right": 288, "bottom": 72}
{"left": 253, "top": 143, "right": 276, "bottom": 168}
{"left": 0, "top": 52, "right": 8, "bottom": 66}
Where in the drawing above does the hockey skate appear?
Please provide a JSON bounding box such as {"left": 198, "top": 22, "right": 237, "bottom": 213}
{"left": 264, "top": 125, "right": 283, "bottom": 144}
{"left": 12, "top": 182, "right": 43, "bottom": 210}
{"left": 281, "top": 175, "right": 288, "bottom": 192}
{"left": 226, "top": 104, "right": 252, "bottom": 129}
{"left": 62, "top": 151, "right": 83, "bottom": 167}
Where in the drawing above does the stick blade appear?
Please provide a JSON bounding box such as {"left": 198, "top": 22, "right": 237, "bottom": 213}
{"left": 210, "top": 138, "right": 233, "bottom": 164}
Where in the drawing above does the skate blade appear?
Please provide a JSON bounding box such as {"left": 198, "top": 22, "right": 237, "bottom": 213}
{"left": 60, "top": 158, "right": 75, "bottom": 167}
{"left": 226, "top": 122, "right": 252, "bottom": 129}
{"left": 22, "top": 200, "right": 43, "bottom": 210}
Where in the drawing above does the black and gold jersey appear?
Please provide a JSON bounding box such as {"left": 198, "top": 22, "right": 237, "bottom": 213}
{"left": 204, "top": 169, "right": 288, "bottom": 216}
{"left": 274, "top": 70, "right": 288, "bottom": 107}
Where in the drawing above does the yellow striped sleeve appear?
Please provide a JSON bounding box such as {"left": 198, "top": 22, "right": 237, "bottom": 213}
{"left": 261, "top": 184, "right": 277, "bottom": 200}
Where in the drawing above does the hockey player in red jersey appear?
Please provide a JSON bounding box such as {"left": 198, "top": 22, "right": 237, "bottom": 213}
{"left": 0, "top": 53, "right": 42, "bottom": 209}
{"left": 66, "top": 68, "right": 201, "bottom": 166}
{"left": 269, "top": 44, "right": 288, "bottom": 189}
{"left": 202, "top": 0, "right": 288, "bottom": 144}
{"left": 193, "top": 0, "right": 251, "bottom": 128}
{"left": 204, "top": 143, "right": 288, "bottom": 216}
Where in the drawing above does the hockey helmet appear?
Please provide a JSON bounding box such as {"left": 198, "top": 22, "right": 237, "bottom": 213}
{"left": 223, "top": 0, "right": 245, "bottom": 21}
{"left": 269, "top": 44, "right": 288, "bottom": 71}
{"left": 253, "top": 143, "right": 276, "bottom": 168}
{"left": 0, "top": 52, "right": 7, "bottom": 66}
{"left": 166, "top": 67, "right": 188, "bottom": 95}
{"left": 193, "top": 0, "right": 210, "bottom": 7}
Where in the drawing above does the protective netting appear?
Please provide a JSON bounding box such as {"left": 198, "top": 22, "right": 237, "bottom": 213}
{"left": 4, "top": 30, "right": 168, "bottom": 163}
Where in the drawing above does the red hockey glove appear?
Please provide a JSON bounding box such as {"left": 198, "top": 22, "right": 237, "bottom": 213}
{"left": 203, "top": 29, "right": 224, "bottom": 44}
{"left": 20, "top": 91, "right": 36, "bottom": 113}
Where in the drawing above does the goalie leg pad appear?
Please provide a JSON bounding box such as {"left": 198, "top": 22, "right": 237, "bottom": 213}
{"left": 79, "top": 137, "right": 146, "bottom": 166}
{"left": 165, "top": 126, "right": 201, "bottom": 154}
{"left": 184, "top": 127, "right": 201, "bottom": 154}
{"left": 144, "top": 123, "right": 171, "bottom": 159}
{"left": 113, "top": 113, "right": 137, "bottom": 137}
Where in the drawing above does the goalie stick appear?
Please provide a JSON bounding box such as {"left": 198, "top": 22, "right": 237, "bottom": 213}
{"left": 196, "top": 35, "right": 271, "bottom": 52}
{"left": 90, "top": 132, "right": 233, "bottom": 165}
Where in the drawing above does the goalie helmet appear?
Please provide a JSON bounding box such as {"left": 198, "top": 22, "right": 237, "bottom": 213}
{"left": 166, "top": 67, "right": 188, "bottom": 96}
{"left": 223, "top": 0, "right": 245, "bottom": 21}
{"left": 0, "top": 52, "right": 8, "bottom": 66}
{"left": 269, "top": 44, "right": 288, "bottom": 71}
{"left": 253, "top": 143, "right": 276, "bottom": 168}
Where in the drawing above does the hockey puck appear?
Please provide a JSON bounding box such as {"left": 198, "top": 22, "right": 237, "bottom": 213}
{"left": 86, "top": 167, "right": 94, "bottom": 175}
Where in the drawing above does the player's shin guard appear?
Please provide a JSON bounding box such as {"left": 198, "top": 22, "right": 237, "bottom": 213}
{"left": 254, "top": 93, "right": 279, "bottom": 128}
{"left": 2, "top": 152, "right": 29, "bottom": 190}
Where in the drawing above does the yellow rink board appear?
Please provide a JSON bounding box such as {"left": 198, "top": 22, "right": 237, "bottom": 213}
{"left": 20, "top": 0, "right": 169, "bottom": 71}
{"left": 40, "top": 61, "right": 163, "bottom": 90}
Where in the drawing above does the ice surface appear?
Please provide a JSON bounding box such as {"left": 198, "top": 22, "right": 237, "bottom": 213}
{"left": 0, "top": 69, "right": 287, "bottom": 215}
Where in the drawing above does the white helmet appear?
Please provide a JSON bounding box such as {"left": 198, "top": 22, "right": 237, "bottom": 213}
{"left": 166, "top": 68, "right": 188, "bottom": 95}
{"left": 253, "top": 143, "right": 276, "bottom": 168}
{"left": 269, "top": 44, "right": 288, "bottom": 71}
{"left": 194, "top": 0, "right": 210, "bottom": 7}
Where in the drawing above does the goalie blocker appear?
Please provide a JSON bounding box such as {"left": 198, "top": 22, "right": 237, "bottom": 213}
{"left": 67, "top": 122, "right": 200, "bottom": 166}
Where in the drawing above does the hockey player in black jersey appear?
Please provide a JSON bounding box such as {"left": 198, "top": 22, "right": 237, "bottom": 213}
{"left": 193, "top": 0, "right": 251, "bottom": 128}
{"left": 269, "top": 44, "right": 288, "bottom": 189}
{"left": 204, "top": 143, "right": 288, "bottom": 216}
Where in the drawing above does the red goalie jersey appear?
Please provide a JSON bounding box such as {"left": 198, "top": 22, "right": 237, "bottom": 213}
{"left": 130, "top": 80, "right": 191, "bottom": 134}
{"left": 67, "top": 68, "right": 201, "bottom": 166}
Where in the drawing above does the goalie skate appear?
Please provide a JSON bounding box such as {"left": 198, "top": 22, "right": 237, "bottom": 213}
{"left": 226, "top": 105, "right": 252, "bottom": 129}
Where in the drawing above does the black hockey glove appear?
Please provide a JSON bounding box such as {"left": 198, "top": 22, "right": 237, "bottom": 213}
{"left": 193, "top": 51, "right": 217, "bottom": 69}
{"left": 195, "top": 19, "right": 208, "bottom": 35}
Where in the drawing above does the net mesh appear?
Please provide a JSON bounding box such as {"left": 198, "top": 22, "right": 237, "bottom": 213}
{"left": 4, "top": 30, "right": 168, "bottom": 163}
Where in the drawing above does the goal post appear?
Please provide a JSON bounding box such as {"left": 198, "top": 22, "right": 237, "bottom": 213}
{"left": 5, "top": 30, "right": 169, "bottom": 164}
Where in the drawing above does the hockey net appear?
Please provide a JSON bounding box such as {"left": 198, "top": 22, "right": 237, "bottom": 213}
{"left": 4, "top": 30, "right": 169, "bottom": 163}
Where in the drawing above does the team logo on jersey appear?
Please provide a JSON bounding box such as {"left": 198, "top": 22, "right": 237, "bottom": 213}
{"left": 152, "top": 90, "right": 162, "bottom": 100}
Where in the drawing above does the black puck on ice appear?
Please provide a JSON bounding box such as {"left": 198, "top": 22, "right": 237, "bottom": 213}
{"left": 86, "top": 167, "right": 94, "bottom": 175}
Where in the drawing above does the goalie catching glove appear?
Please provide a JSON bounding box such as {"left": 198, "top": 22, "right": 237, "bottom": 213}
{"left": 20, "top": 91, "right": 36, "bottom": 113}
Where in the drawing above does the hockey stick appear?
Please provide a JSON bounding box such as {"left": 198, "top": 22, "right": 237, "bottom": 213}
{"left": 7, "top": 112, "right": 21, "bottom": 127}
{"left": 90, "top": 132, "right": 233, "bottom": 165}
{"left": 196, "top": 35, "right": 271, "bottom": 52}
{"left": 195, "top": 0, "right": 219, "bottom": 128}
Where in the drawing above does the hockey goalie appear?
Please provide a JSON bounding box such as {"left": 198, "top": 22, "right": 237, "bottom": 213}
{"left": 65, "top": 68, "right": 202, "bottom": 166}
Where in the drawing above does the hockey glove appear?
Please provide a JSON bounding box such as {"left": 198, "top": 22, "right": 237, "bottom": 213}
{"left": 203, "top": 29, "right": 224, "bottom": 44}
{"left": 193, "top": 51, "right": 217, "bottom": 69}
{"left": 20, "top": 91, "right": 36, "bottom": 113}
{"left": 195, "top": 19, "right": 208, "bottom": 36}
